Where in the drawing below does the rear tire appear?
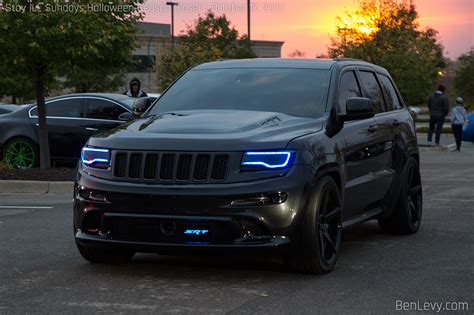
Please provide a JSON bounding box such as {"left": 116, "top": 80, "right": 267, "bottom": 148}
{"left": 284, "top": 176, "right": 342, "bottom": 274}
{"left": 378, "top": 157, "right": 422, "bottom": 234}
{"left": 76, "top": 241, "right": 135, "bottom": 264}
{"left": 3, "top": 137, "right": 38, "bottom": 169}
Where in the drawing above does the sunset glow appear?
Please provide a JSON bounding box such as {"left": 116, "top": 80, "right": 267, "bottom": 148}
{"left": 143, "top": 0, "right": 474, "bottom": 58}
{"left": 336, "top": 15, "right": 379, "bottom": 36}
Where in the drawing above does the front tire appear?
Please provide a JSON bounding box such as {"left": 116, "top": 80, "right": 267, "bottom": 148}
{"left": 284, "top": 176, "right": 342, "bottom": 274}
{"left": 76, "top": 241, "right": 135, "bottom": 264}
{"left": 378, "top": 157, "right": 422, "bottom": 234}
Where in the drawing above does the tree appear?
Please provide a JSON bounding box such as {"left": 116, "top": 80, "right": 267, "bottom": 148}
{"left": 0, "top": 0, "right": 143, "bottom": 168}
{"left": 288, "top": 50, "right": 306, "bottom": 58}
{"left": 63, "top": 68, "right": 126, "bottom": 93}
{"left": 156, "top": 11, "right": 256, "bottom": 91}
{"left": 454, "top": 49, "right": 474, "bottom": 108}
{"left": 156, "top": 44, "right": 222, "bottom": 92}
{"left": 328, "top": 0, "right": 445, "bottom": 105}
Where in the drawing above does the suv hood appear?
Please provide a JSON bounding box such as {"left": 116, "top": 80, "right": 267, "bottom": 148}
{"left": 88, "top": 110, "right": 323, "bottom": 151}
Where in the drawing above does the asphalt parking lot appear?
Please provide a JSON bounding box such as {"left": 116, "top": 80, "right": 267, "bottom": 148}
{"left": 0, "top": 149, "right": 473, "bottom": 314}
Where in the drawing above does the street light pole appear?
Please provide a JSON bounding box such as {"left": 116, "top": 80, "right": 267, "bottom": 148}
{"left": 247, "top": 0, "right": 251, "bottom": 41}
{"left": 166, "top": 2, "right": 178, "bottom": 47}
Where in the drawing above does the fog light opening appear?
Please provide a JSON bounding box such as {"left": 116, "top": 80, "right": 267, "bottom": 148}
{"left": 270, "top": 192, "right": 288, "bottom": 204}
{"left": 82, "top": 211, "right": 103, "bottom": 236}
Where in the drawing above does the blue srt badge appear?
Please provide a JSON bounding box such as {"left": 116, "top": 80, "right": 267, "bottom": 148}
{"left": 184, "top": 229, "right": 209, "bottom": 236}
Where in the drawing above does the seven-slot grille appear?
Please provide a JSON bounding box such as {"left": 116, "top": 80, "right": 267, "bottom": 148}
{"left": 113, "top": 151, "right": 229, "bottom": 183}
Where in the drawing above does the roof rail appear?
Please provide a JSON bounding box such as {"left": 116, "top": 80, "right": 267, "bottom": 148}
{"left": 333, "top": 58, "right": 364, "bottom": 62}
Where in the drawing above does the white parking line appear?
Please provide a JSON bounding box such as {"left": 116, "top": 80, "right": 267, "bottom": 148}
{"left": 0, "top": 206, "right": 53, "bottom": 209}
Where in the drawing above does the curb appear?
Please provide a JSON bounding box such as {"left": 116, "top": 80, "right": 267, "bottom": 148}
{"left": 0, "top": 180, "right": 73, "bottom": 194}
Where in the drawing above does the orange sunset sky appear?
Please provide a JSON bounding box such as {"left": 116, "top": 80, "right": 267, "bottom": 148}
{"left": 142, "top": 0, "right": 474, "bottom": 59}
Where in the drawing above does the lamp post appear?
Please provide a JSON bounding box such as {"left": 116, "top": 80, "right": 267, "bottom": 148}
{"left": 166, "top": 2, "right": 178, "bottom": 46}
{"left": 247, "top": 0, "right": 251, "bottom": 40}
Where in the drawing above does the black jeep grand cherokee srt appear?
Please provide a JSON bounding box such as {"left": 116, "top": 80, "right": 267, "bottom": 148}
{"left": 74, "top": 58, "right": 422, "bottom": 274}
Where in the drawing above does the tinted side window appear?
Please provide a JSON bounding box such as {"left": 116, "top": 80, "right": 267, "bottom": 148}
{"left": 359, "top": 71, "right": 385, "bottom": 114}
{"left": 86, "top": 99, "right": 127, "bottom": 120}
{"left": 379, "top": 75, "right": 402, "bottom": 110}
{"left": 31, "top": 99, "right": 83, "bottom": 117}
{"left": 338, "top": 71, "right": 362, "bottom": 113}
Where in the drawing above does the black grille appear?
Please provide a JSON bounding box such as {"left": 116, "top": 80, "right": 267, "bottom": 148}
{"left": 194, "top": 155, "right": 210, "bottom": 181}
{"left": 176, "top": 154, "right": 193, "bottom": 180}
{"left": 100, "top": 214, "right": 257, "bottom": 245}
{"left": 128, "top": 153, "right": 142, "bottom": 179}
{"left": 114, "top": 153, "right": 127, "bottom": 177}
{"left": 144, "top": 154, "right": 159, "bottom": 180}
{"left": 212, "top": 155, "right": 229, "bottom": 180}
{"left": 160, "top": 154, "right": 175, "bottom": 180}
{"left": 113, "top": 151, "right": 230, "bottom": 183}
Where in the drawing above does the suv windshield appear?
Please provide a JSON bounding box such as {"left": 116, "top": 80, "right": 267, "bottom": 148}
{"left": 148, "top": 68, "right": 330, "bottom": 118}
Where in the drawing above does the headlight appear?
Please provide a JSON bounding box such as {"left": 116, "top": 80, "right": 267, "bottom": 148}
{"left": 81, "top": 147, "right": 111, "bottom": 169}
{"left": 240, "top": 150, "right": 294, "bottom": 171}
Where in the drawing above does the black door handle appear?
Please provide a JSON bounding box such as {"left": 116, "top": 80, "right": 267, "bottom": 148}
{"left": 392, "top": 119, "right": 401, "bottom": 126}
{"left": 367, "top": 125, "right": 377, "bottom": 133}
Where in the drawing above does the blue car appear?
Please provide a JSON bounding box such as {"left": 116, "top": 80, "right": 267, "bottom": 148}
{"left": 462, "top": 113, "right": 474, "bottom": 142}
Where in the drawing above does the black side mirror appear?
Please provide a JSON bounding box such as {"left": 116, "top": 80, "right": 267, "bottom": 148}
{"left": 341, "top": 97, "right": 375, "bottom": 121}
{"left": 118, "top": 112, "right": 133, "bottom": 121}
{"left": 132, "top": 97, "right": 151, "bottom": 118}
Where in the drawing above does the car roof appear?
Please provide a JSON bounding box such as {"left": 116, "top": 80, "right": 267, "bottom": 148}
{"left": 194, "top": 58, "right": 337, "bottom": 70}
{"left": 45, "top": 93, "right": 134, "bottom": 109}
{"left": 47, "top": 93, "right": 130, "bottom": 102}
{"left": 193, "top": 58, "right": 388, "bottom": 73}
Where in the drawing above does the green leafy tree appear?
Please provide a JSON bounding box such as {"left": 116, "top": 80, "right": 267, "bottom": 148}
{"left": 0, "top": 72, "right": 35, "bottom": 104}
{"left": 454, "top": 49, "right": 474, "bottom": 108}
{"left": 62, "top": 9, "right": 141, "bottom": 93}
{"left": 328, "top": 0, "right": 445, "bottom": 105}
{"left": 0, "top": 0, "right": 143, "bottom": 168}
{"left": 156, "top": 11, "right": 256, "bottom": 91}
{"left": 64, "top": 68, "right": 127, "bottom": 93}
{"left": 156, "top": 44, "right": 222, "bottom": 92}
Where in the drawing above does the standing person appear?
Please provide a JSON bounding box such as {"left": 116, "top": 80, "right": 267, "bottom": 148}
{"left": 451, "top": 97, "right": 468, "bottom": 151}
{"left": 124, "top": 78, "right": 148, "bottom": 98}
{"left": 427, "top": 84, "right": 450, "bottom": 146}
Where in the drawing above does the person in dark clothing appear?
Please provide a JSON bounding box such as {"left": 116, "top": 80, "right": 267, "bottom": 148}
{"left": 427, "top": 84, "right": 450, "bottom": 145}
{"left": 124, "top": 78, "right": 148, "bottom": 98}
{"left": 451, "top": 97, "right": 468, "bottom": 151}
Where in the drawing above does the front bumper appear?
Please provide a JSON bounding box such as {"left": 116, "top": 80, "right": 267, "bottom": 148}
{"left": 74, "top": 164, "right": 311, "bottom": 251}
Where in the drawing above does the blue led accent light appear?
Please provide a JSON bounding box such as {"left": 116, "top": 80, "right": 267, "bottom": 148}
{"left": 81, "top": 147, "right": 110, "bottom": 168}
{"left": 184, "top": 229, "right": 209, "bottom": 235}
{"left": 241, "top": 151, "right": 293, "bottom": 169}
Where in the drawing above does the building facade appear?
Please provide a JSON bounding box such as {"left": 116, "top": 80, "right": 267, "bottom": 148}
{"left": 125, "top": 22, "right": 285, "bottom": 93}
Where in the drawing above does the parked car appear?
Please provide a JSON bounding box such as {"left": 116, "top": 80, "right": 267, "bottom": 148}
{"left": 147, "top": 93, "right": 161, "bottom": 102}
{"left": 0, "top": 104, "right": 24, "bottom": 115}
{"left": 462, "top": 113, "right": 474, "bottom": 142}
{"left": 408, "top": 106, "right": 422, "bottom": 119}
{"left": 0, "top": 93, "right": 135, "bottom": 168}
{"left": 74, "top": 59, "right": 422, "bottom": 274}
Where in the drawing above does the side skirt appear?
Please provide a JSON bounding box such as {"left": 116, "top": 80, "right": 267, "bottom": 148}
{"left": 342, "top": 207, "right": 384, "bottom": 230}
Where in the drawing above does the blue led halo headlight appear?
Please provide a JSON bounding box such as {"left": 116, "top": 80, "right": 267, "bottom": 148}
{"left": 81, "top": 147, "right": 111, "bottom": 169}
{"left": 241, "top": 150, "right": 295, "bottom": 170}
